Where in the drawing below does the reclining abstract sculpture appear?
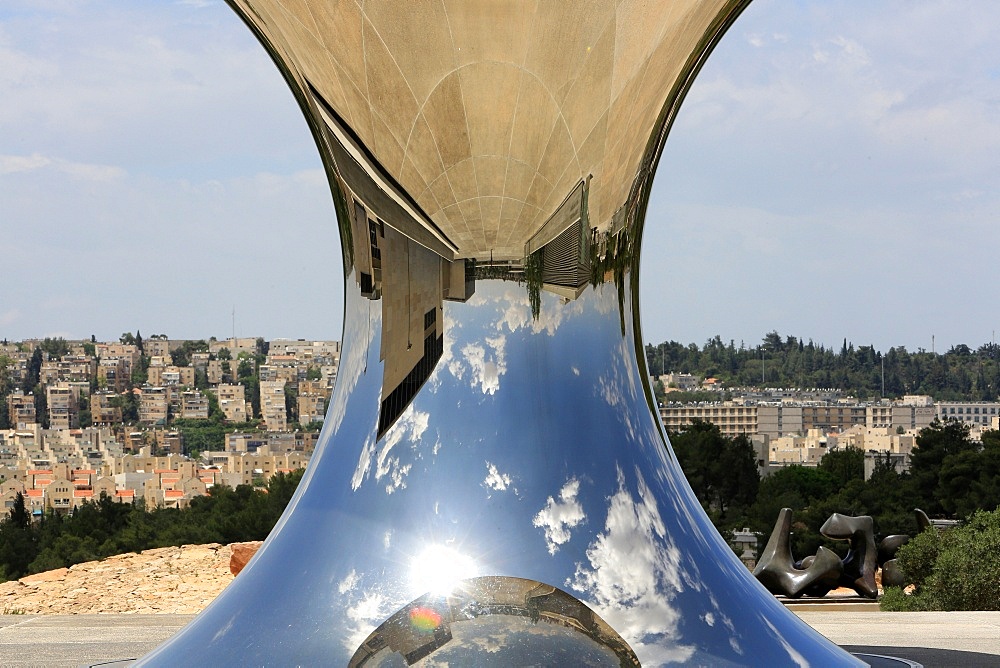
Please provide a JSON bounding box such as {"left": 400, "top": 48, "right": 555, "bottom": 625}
{"left": 138, "top": 2, "right": 865, "bottom": 665}
{"left": 754, "top": 508, "right": 924, "bottom": 599}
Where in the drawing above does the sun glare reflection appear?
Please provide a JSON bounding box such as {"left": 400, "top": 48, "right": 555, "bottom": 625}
{"left": 409, "top": 544, "right": 478, "bottom": 597}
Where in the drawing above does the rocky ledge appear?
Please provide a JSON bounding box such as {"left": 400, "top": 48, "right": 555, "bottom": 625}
{"left": 0, "top": 542, "right": 261, "bottom": 615}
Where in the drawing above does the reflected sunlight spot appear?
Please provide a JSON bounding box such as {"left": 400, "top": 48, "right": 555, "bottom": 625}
{"left": 409, "top": 544, "right": 477, "bottom": 597}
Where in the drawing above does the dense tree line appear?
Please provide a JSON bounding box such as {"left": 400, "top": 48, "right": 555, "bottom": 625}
{"left": 0, "top": 470, "right": 303, "bottom": 582}
{"left": 669, "top": 420, "right": 1000, "bottom": 559}
{"left": 647, "top": 332, "right": 1000, "bottom": 400}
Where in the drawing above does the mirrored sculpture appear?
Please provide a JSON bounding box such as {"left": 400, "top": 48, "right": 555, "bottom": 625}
{"left": 139, "top": 1, "right": 865, "bottom": 665}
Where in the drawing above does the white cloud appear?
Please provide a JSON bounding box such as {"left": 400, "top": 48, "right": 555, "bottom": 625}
{"left": 337, "top": 569, "right": 359, "bottom": 595}
{"left": 351, "top": 404, "right": 430, "bottom": 494}
{"left": 0, "top": 153, "right": 124, "bottom": 180}
{"left": 350, "top": 433, "right": 377, "bottom": 492}
{"left": 569, "top": 467, "right": 693, "bottom": 665}
{"left": 483, "top": 462, "right": 512, "bottom": 492}
{"left": 532, "top": 478, "right": 585, "bottom": 555}
{"left": 458, "top": 335, "right": 507, "bottom": 395}
{"left": 342, "top": 589, "right": 398, "bottom": 655}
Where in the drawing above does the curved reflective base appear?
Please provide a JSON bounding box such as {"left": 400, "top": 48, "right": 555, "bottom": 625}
{"left": 350, "top": 575, "right": 639, "bottom": 667}
{"left": 140, "top": 273, "right": 860, "bottom": 666}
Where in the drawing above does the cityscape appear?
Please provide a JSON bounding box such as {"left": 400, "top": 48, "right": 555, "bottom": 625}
{"left": 0, "top": 334, "right": 338, "bottom": 517}
{"left": 2, "top": 330, "right": 995, "bottom": 520}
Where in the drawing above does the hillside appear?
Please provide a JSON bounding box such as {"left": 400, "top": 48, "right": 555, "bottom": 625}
{"left": 0, "top": 543, "right": 238, "bottom": 615}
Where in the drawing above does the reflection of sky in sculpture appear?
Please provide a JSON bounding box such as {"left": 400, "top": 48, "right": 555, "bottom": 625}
{"left": 135, "top": 0, "right": 867, "bottom": 663}
{"left": 141, "top": 273, "right": 862, "bottom": 666}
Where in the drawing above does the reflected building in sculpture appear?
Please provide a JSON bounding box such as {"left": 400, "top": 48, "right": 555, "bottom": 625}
{"left": 139, "top": 2, "right": 867, "bottom": 666}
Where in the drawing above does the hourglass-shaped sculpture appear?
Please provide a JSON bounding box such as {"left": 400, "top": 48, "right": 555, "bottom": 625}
{"left": 140, "top": 1, "right": 863, "bottom": 665}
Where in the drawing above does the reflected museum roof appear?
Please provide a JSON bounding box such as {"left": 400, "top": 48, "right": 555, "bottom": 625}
{"left": 230, "top": 0, "right": 742, "bottom": 260}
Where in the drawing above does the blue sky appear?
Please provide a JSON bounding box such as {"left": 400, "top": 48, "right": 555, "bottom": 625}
{"left": 2, "top": 1, "right": 999, "bottom": 353}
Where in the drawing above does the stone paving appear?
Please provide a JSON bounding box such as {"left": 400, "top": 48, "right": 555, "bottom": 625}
{"left": 0, "top": 548, "right": 999, "bottom": 666}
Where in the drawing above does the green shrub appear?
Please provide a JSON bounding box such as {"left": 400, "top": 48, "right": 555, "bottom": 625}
{"left": 878, "top": 586, "right": 935, "bottom": 611}
{"left": 929, "top": 510, "right": 1000, "bottom": 611}
{"left": 880, "top": 508, "right": 1000, "bottom": 611}
{"left": 895, "top": 528, "right": 940, "bottom": 588}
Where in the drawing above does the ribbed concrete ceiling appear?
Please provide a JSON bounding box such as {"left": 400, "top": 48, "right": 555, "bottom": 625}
{"left": 231, "top": 0, "right": 741, "bottom": 259}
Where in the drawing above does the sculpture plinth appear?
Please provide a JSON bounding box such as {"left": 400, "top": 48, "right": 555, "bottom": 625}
{"left": 139, "top": 1, "right": 863, "bottom": 665}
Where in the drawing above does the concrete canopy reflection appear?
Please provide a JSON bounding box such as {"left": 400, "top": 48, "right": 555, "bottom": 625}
{"left": 227, "top": 0, "right": 746, "bottom": 261}
{"left": 139, "top": 2, "right": 865, "bottom": 666}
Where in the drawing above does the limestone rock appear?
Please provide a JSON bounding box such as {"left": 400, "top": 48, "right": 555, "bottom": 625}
{"left": 229, "top": 541, "right": 263, "bottom": 576}
{"left": 0, "top": 544, "right": 236, "bottom": 615}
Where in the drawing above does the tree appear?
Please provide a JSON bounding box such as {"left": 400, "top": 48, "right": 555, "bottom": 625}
{"left": 750, "top": 465, "right": 837, "bottom": 557}
{"left": 0, "top": 493, "right": 36, "bottom": 580}
{"left": 910, "top": 420, "right": 977, "bottom": 515}
{"left": 170, "top": 347, "right": 190, "bottom": 367}
{"left": 33, "top": 385, "right": 48, "bottom": 429}
{"left": 818, "top": 447, "right": 864, "bottom": 489}
{"left": 668, "top": 420, "right": 759, "bottom": 530}
{"left": 284, "top": 382, "right": 298, "bottom": 423}
{"left": 40, "top": 337, "right": 70, "bottom": 359}
{"left": 23, "top": 347, "right": 42, "bottom": 393}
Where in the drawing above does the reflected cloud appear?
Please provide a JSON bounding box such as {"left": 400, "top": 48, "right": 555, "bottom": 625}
{"left": 483, "top": 462, "right": 512, "bottom": 492}
{"left": 496, "top": 285, "right": 585, "bottom": 337}
{"left": 763, "top": 617, "right": 809, "bottom": 668}
{"left": 533, "top": 478, "right": 585, "bottom": 555}
{"left": 328, "top": 291, "right": 379, "bottom": 434}
{"left": 350, "top": 433, "right": 377, "bottom": 492}
{"left": 343, "top": 588, "right": 398, "bottom": 655}
{"left": 596, "top": 338, "right": 641, "bottom": 441}
{"left": 377, "top": 406, "right": 429, "bottom": 494}
{"left": 569, "top": 467, "right": 694, "bottom": 666}
{"left": 351, "top": 405, "right": 429, "bottom": 494}
{"left": 339, "top": 569, "right": 359, "bottom": 595}
{"left": 459, "top": 335, "right": 507, "bottom": 395}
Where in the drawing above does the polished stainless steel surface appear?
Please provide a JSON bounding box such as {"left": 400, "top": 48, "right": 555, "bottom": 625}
{"left": 140, "top": 1, "right": 863, "bottom": 665}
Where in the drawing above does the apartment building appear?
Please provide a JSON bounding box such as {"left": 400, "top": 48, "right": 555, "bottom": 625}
{"left": 95, "top": 343, "right": 140, "bottom": 369}
{"left": 259, "top": 361, "right": 298, "bottom": 384}
{"left": 801, "top": 404, "right": 868, "bottom": 432}
{"left": 148, "top": 363, "right": 195, "bottom": 387}
{"left": 936, "top": 401, "right": 1000, "bottom": 427}
{"left": 260, "top": 380, "right": 287, "bottom": 432}
{"left": 139, "top": 387, "right": 169, "bottom": 425}
{"left": 208, "top": 337, "right": 258, "bottom": 358}
{"left": 46, "top": 385, "right": 79, "bottom": 430}
{"left": 768, "top": 428, "right": 834, "bottom": 465}
{"left": 656, "top": 372, "right": 700, "bottom": 392}
{"left": 90, "top": 392, "right": 123, "bottom": 425}
{"left": 180, "top": 391, "right": 209, "bottom": 420}
{"left": 215, "top": 384, "right": 248, "bottom": 423}
{"left": 144, "top": 338, "right": 172, "bottom": 358}
{"left": 298, "top": 394, "right": 327, "bottom": 425}
{"left": 660, "top": 402, "right": 757, "bottom": 438}
{"left": 6, "top": 390, "right": 36, "bottom": 428}
{"left": 97, "top": 357, "right": 130, "bottom": 392}
{"left": 866, "top": 403, "right": 936, "bottom": 432}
